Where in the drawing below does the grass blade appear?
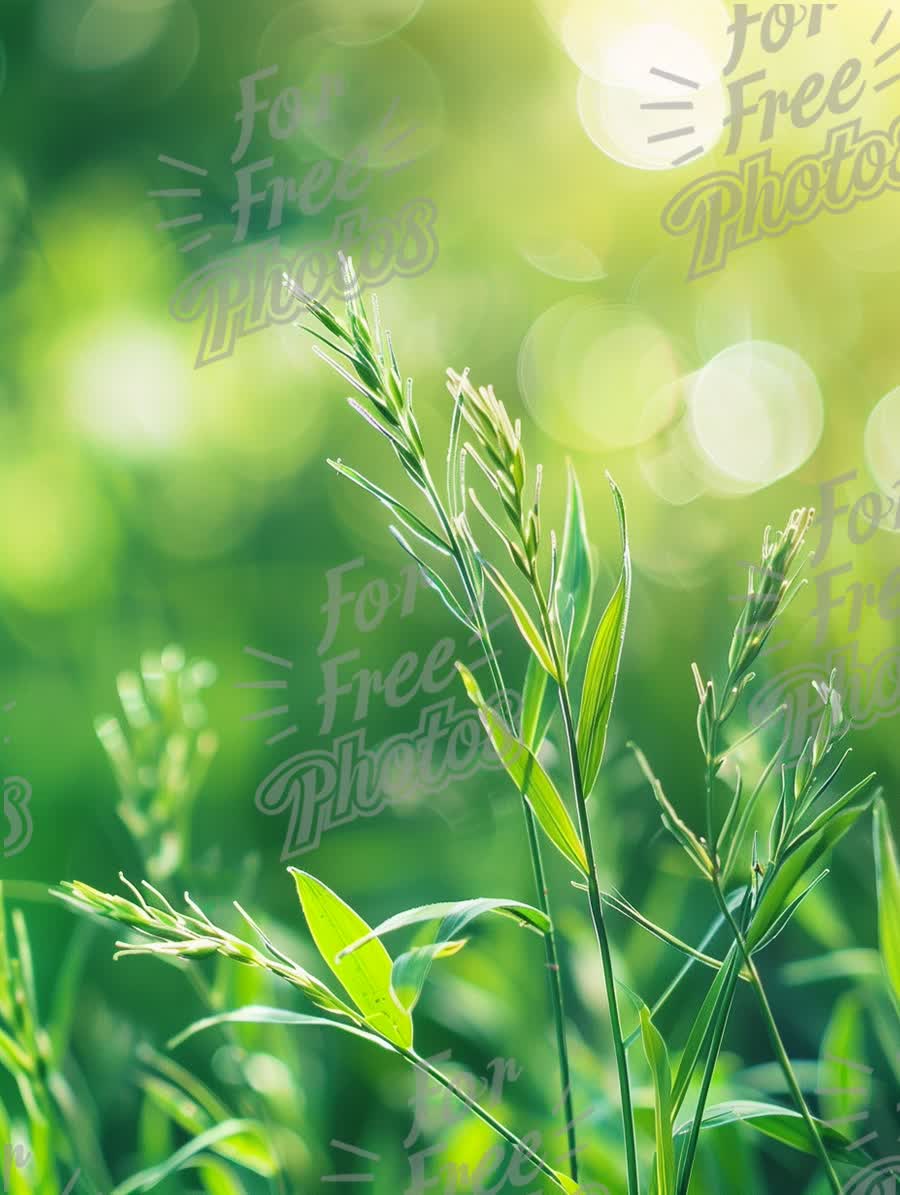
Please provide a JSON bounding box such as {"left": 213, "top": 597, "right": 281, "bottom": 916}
{"left": 873, "top": 796, "right": 900, "bottom": 1008}
{"left": 641, "top": 1006, "right": 676, "bottom": 1195}
{"left": 289, "top": 871, "right": 413, "bottom": 1048}
{"left": 456, "top": 663, "right": 587, "bottom": 874}
{"left": 576, "top": 475, "right": 631, "bottom": 795}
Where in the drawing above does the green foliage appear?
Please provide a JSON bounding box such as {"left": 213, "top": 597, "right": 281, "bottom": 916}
{"left": 50, "top": 279, "right": 897, "bottom": 1195}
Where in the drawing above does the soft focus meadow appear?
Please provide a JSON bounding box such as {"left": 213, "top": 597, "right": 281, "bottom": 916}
{"left": 0, "top": 0, "right": 898, "bottom": 1192}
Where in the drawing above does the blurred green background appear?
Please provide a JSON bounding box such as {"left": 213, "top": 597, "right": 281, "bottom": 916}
{"left": 0, "top": 0, "right": 898, "bottom": 1190}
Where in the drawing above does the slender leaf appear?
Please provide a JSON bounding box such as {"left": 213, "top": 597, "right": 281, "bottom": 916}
{"left": 389, "top": 526, "right": 478, "bottom": 634}
{"left": 672, "top": 945, "right": 741, "bottom": 1116}
{"left": 673, "top": 1100, "right": 870, "bottom": 1167}
{"left": 340, "top": 897, "right": 550, "bottom": 953}
{"left": 576, "top": 475, "right": 631, "bottom": 795}
{"left": 338, "top": 896, "right": 550, "bottom": 1011}
{"left": 751, "top": 871, "right": 829, "bottom": 954}
{"left": 641, "top": 1007, "right": 676, "bottom": 1195}
{"left": 479, "top": 556, "right": 558, "bottom": 681}
{"left": 749, "top": 797, "right": 872, "bottom": 950}
{"left": 520, "top": 652, "right": 555, "bottom": 753}
{"left": 874, "top": 797, "right": 900, "bottom": 1007}
{"left": 328, "top": 460, "right": 450, "bottom": 555}
{"left": 290, "top": 871, "right": 413, "bottom": 1048}
{"left": 169, "top": 1006, "right": 398, "bottom": 1053}
{"left": 110, "top": 1121, "right": 271, "bottom": 1195}
{"left": 457, "top": 663, "right": 587, "bottom": 874}
{"left": 630, "top": 743, "right": 713, "bottom": 877}
{"left": 555, "top": 463, "right": 594, "bottom": 665}
{"left": 818, "top": 992, "right": 869, "bottom": 1127}
{"left": 392, "top": 941, "right": 467, "bottom": 1010}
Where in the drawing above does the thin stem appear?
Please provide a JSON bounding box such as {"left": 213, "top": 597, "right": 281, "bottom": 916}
{"left": 703, "top": 712, "right": 841, "bottom": 1194}
{"left": 402, "top": 1048, "right": 571, "bottom": 1192}
{"left": 714, "top": 885, "right": 842, "bottom": 1195}
{"left": 421, "top": 464, "right": 579, "bottom": 1181}
{"left": 698, "top": 707, "right": 841, "bottom": 1195}
{"left": 675, "top": 948, "right": 742, "bottom": 1195}
{"left": 532, "top": 578, "right": 640, "bottom": 1195}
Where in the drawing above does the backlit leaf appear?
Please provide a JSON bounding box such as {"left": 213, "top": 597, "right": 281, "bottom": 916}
{"left": 576, "top": 476, "right": 631, "bottom": 796}
{"left": 457, "top": 664, "right": 587, "bottom": 874}
{"left": 290, "top": 872, "right": 413, "bottom": 1049}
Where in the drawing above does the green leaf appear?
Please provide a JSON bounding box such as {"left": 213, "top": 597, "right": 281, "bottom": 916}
{"left": 629, "top": 743, "right": 713, "bottom": 877}
{"left": 781, "top": 949, "right": 882, "bottom": 987}
{"left": 391, "top": 940, "right": 467, "bottom": 1010}
{"left": 673, "top": 1100, "right": 870, "bottom": 1167}
{"left": 520, "top": 652, "right": 555, "bottom": 753}
{"left": 456, "top": 663, "right": 587, "bottom": 874}
{"left": 198, "top": 1158, "right": 248, "bottom": 1195}
{"left": 748, "top": 796, "right": 872, "bottom": 951}
{"left": 555, "top": 463, "right": 594, "bottom": 666}
{"left": 874, "top": 796, "right": 900, "bottom": 1008}
{"left": 290, "top": 872, "right": 413, "bottom": 1049}
{"left": 169, "top": 1006, "right": 398, "bottom": 1054}
{"left": 750, "top": 870, "right": 829, "bottom": 954}
{"left": 479, "top": 557, "right": 559, "bottom": 681}
{"left": 340, "top": 897, "right": 551, "bottom": 950}
{"left": 641, "top": 1007, "right": 676, "bottom": 1195}
{"left": 818, "top": 992, "right": 869, "bottom": 1127}
{"left": 337, "top": 896, "right": 551, "bottom": 1011}
{"left": 388, "top": 526, "right": 478, "bottom": 634}
{"left": 328, "top": 460, "right": 451, "bottom": 555}
{"left": 672, "top": 945, "right": 741, "bottom": 1117}
{"left": 576, "top": 475, "right": 631, "bottom": 796}
{"left": 110, "top": 1121, "right": 271, "bottom": 1195}
{"left": 600, "top": 888, "right": 731, "bottom": 976}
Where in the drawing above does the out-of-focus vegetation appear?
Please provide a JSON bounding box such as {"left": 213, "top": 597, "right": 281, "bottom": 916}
{"left": 0, "top": 0, "right": 898, "bottom": 1191}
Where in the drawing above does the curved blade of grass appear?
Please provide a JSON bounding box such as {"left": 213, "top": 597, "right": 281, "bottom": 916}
{"left": 818, "top": 992, "right": 868, "bottom": 1126}
{"left": 479, "top": 556, "right": 558, "bottom": 681}
{"left": 576, "top": 476, "right": 631, "bottom": 796}
{"left": 673, "top": 1100, "right": 871, "bottom": 1167}
{"left": 641, "top": 1007, "right": 676, "bottom": 1195}
{"left": 520, "top": 652, "right": 557, "bottom": 752}
{"left": 290, "top": 871, "right": 413, "bottom": 1049}
{"left": 392, "top": 940, "right": 467, "bottom": 1010}
{"left": 389, "top": 526, "right": 478, "bottom": 634}
{"left": 456, "top": 663, "right": 587, "bottom": 874}
{"left": 169, "top": 1006, "right": 397, "bottom": 1053}
{"left": 751, "top": 870, "right": 829, "bottom": 954}
{"left": 328, "top": 460, "right": 451, "bottom": 555}
{"left": 555, "top": 463, "right": 594, "bottom": 668}
{"left": 629, "top": 743, "right": 713, "bottom": 877}
{"left": 748, "top": 795, "right": 873, "bottom": 950}
{"left": 339, "top": 897, "right": 550, "bottom": 954}
{"left": 873, "top": 796, "right": 900, "bottom": 1009}
{"left": 110, "top": 1120, "right": 271, "bottom": 1195}
{"left": 338, "top": 896, "right": 550, "bottom": 1011}
{"left": 671, "top": 944, "right": 741, "bottom": 1117}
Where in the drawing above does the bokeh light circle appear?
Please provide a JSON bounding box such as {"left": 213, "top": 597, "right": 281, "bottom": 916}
{"left": 864, "top": 387, "right": 900, "bottom": 506}
{"left": 568, "top": 2, "right": 729, "bottom": 172}
{"left": 518, "top": 297, "right": 682, "bottom": 451}
{"left": 688, "top": 341, "right": 824, "bottom": 489}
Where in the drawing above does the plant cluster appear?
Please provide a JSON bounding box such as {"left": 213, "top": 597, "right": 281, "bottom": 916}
{"left": 3, "top": 267, "right": 895, "bottom": 1193}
